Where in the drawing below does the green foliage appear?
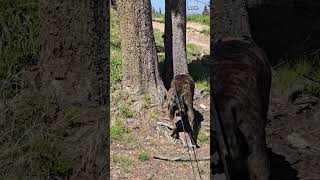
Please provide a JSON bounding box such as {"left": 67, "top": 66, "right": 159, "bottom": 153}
{"left": 143, "top": 94, "right": 151, "bottom": 108}
{"left": 187, "top": 14, "right": 210, "bottom": 25}
{"left": 110, "top": 126, "right": 123, "bottom": 142}
{"left": 195, "top": 80, "right": 210, "bottom": 92}
{"left": 149, "top": 111, "right": 160, "bottom": 122}
{"left": 0, "top": 0, "right": 39, "bottom": 80}
{"left": 138, "top": 150, "right": 150, "bottom": 161}
{"left": 112, "top": 154, "right": 132, "bottom": 172}
{"left": 110, "top": 9, "right": 122, "bottom": 91}
{"left": 197, "top": 131, "right": 209, "bottom": 144}
{"left": 119, "top": 104, "right": 134, "bottom": 118}
{"left": 124, "top": 133, "right": 138, "bottom": 147}
{"left": 199, "top": 29, "right": 210, "bottom": 36}
{"left": 153, "top": 29, "right": 164, "bottom": 48}
{"left": 187, "top": 43, "right": 202, "bottom": 63}
{"left": 110, "top": 117, "right": 130, "bottom": 142}
{"left": 273, "top": 55, "right": 320, "bottom": 97}
{"left": 152, "top": 14, "right": 165, "bottom": 23}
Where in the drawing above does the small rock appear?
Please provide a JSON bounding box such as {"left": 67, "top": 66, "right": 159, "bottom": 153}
{"left": 199, "top": 89, "right": 205, "bottom": 95}
{"left": 294, "top": 97, "right": 318, "bottom": 106}
{"left": 200, "top": 103, "right": 207, "bottom": 109}
{"left": 125, "top": 118, "right": 133, "bottom": 123}
{"left": 287, "top": 133, "right": 310, "bottom": 149}
{"left": 212, "top": 173, "right": 226, "bottom": 180}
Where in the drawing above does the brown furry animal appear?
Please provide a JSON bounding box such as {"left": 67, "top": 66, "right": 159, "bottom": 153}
{"left": 165, "top": 74, "right": 200, "bottom": 148}
{"left": 210, "top": 37, "right": 271, "bottom": 180}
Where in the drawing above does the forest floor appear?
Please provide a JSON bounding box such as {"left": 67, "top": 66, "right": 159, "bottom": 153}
{"left": 265, "top": 82, "right": 320, "bottom": 180}
{"left": 110, "top": 85, "right": 211, "bottom": 180}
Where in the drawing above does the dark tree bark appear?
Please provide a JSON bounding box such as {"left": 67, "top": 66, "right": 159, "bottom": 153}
{"left": 171, "top": 0, "right": 188, "bottom": 76}
{"left": 164, "top": 0, "right": 189, "bottom": 88}
{"left": 211, "top": 0, "right": 320, "bottom": 63}
{"left": 210, "top": 0, "right": 252, "bottom": 54}
{"left": 39, "top": 0, "right": 108, "bottom": 178}
{"left": 163, "top": 0, "right": 173, "bottom": 89}
{"left": 117, "top": 0, "right": 166, "bottom": 104}
{"left": 111, "top": 0, "right": 117, "bottom": 10}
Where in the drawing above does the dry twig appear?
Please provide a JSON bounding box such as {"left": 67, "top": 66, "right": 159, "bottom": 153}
{"left": 154, "top": 155, "right": 210, "bottom": 162}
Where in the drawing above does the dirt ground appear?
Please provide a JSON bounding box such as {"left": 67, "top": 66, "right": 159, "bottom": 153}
{"left": 111, "top": 87, "right": 211, "bottom": 180}
{"left": 266, "top": 84, "right": 320, "bottom": 180}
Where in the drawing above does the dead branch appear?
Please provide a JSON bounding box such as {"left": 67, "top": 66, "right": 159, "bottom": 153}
{"left": 154, "top": 155, "right": 210, "bottom": 162}
{"left": 156, "top": 121, "right": 173, "bottom": 130}
{"left": 160, "top": 117, "right": 171, "bottom": 121}
{"left": 301, "top": 74, "right": 320, "bottom": 85}
{"left": 295, "top": 104, "right": 311, "bottom": 114}
{"left": 202, "top": 122, "right": 210, "bottom": 127}
{"left": 272, "top": 61, "right": 286, "bottom": 70}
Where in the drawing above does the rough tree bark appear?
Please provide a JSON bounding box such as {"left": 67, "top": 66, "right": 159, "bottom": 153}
{"left": 111, "top": 0, "right": 117, "bottom": 10}
{"left": 39, "top": 0, "right": 108, "bottom": 178}
{"left": 117, "top": 0, "right": 166, "bottom": 104}
{"left": 210, "top": 0, "right": 252, "bottom": 54}
{"left": 164, "top": 0, "right": 189, "bottom": 87}
{"left": 163, "top": 0, "right": 173, "bottom": 89}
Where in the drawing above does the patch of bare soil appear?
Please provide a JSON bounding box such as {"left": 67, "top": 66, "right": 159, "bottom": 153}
{"left": 152, "top": 21, "right": 210, "bottom": 53}
{"left": 111, "top": 88, "right": 211, "bottom": 180}
{"left": 186, "top": 22, "right": 209, "bottom": 32}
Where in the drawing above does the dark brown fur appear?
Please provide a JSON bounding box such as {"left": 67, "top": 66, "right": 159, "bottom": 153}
{"left": 210, "top": 37, "right": 271, "bottom": 180}
{"left": 165, "top": 74, "right": 200, "bottom": 147}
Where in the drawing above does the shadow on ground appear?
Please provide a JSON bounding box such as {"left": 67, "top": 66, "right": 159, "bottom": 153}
{"left": 188, "top": 56, "right": 210, "bottom": 83}
{"left": 269, "top": 149, "right": 299, "bottom": 180}
{"left": 211, "top": 148, "right": 299, "bottom": 180}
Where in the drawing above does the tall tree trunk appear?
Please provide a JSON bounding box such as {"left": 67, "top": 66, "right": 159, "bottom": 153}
{"left": 117, "top": 0, "right": 166, "bottom": 104}
{"left": 164, "top": 0, "right": 188, "bottom": 86}
{"left": 210, "top": 0, "right": 252, "bottom": 53}
{"left": 163, "top": 0, "right": 173, "bottom": 89}
{"left": 171, "top": 0, "right": 188, "bottom": 76}
{"left": 111, "top": 0, "right": 117, "bottom": 10}
{"left": 39, "top": 0, "right": 108, "bottom": 178}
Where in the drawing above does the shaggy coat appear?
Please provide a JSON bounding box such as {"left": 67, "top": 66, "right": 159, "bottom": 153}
{"left": 210, "top": 37, "right": 271, "bottom": 180}
{"left": 166, "top": 74, "right": 200, "bottom": 147}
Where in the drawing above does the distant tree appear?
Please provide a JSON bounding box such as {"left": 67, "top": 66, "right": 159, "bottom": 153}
{"left": 152, "top": 6, "right": 156, "bottom": 14}
{"left": 117, "top": 0, "right": 166, "bottom": 104}
{"left": 159, "top": 7, "right": 162, "bottom": 14}
{"left": 202, "top": 5, "right": 209, "bottom": 15}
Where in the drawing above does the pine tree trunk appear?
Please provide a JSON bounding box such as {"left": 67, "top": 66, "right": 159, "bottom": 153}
{"left": 163, "top": 0, "right": 188, "bottom": 87}
{"left": 39, "top": 0, "right": 108, "bottom": 178}
{"left": 163, "top": 0, "right": 173, "bottom": 89}
{"left": 171, "top": 0, "right": 189, "bottom": 76}
{"left": 210, "top": 0, "right": 252, "bottom": 53}
{"left": 118, "top": 0, "right": 166, "bottom": 104}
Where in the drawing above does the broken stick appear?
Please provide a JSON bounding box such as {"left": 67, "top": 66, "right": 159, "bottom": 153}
{"left": 154, "top": 155, "right": 210, "bottom": 162}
